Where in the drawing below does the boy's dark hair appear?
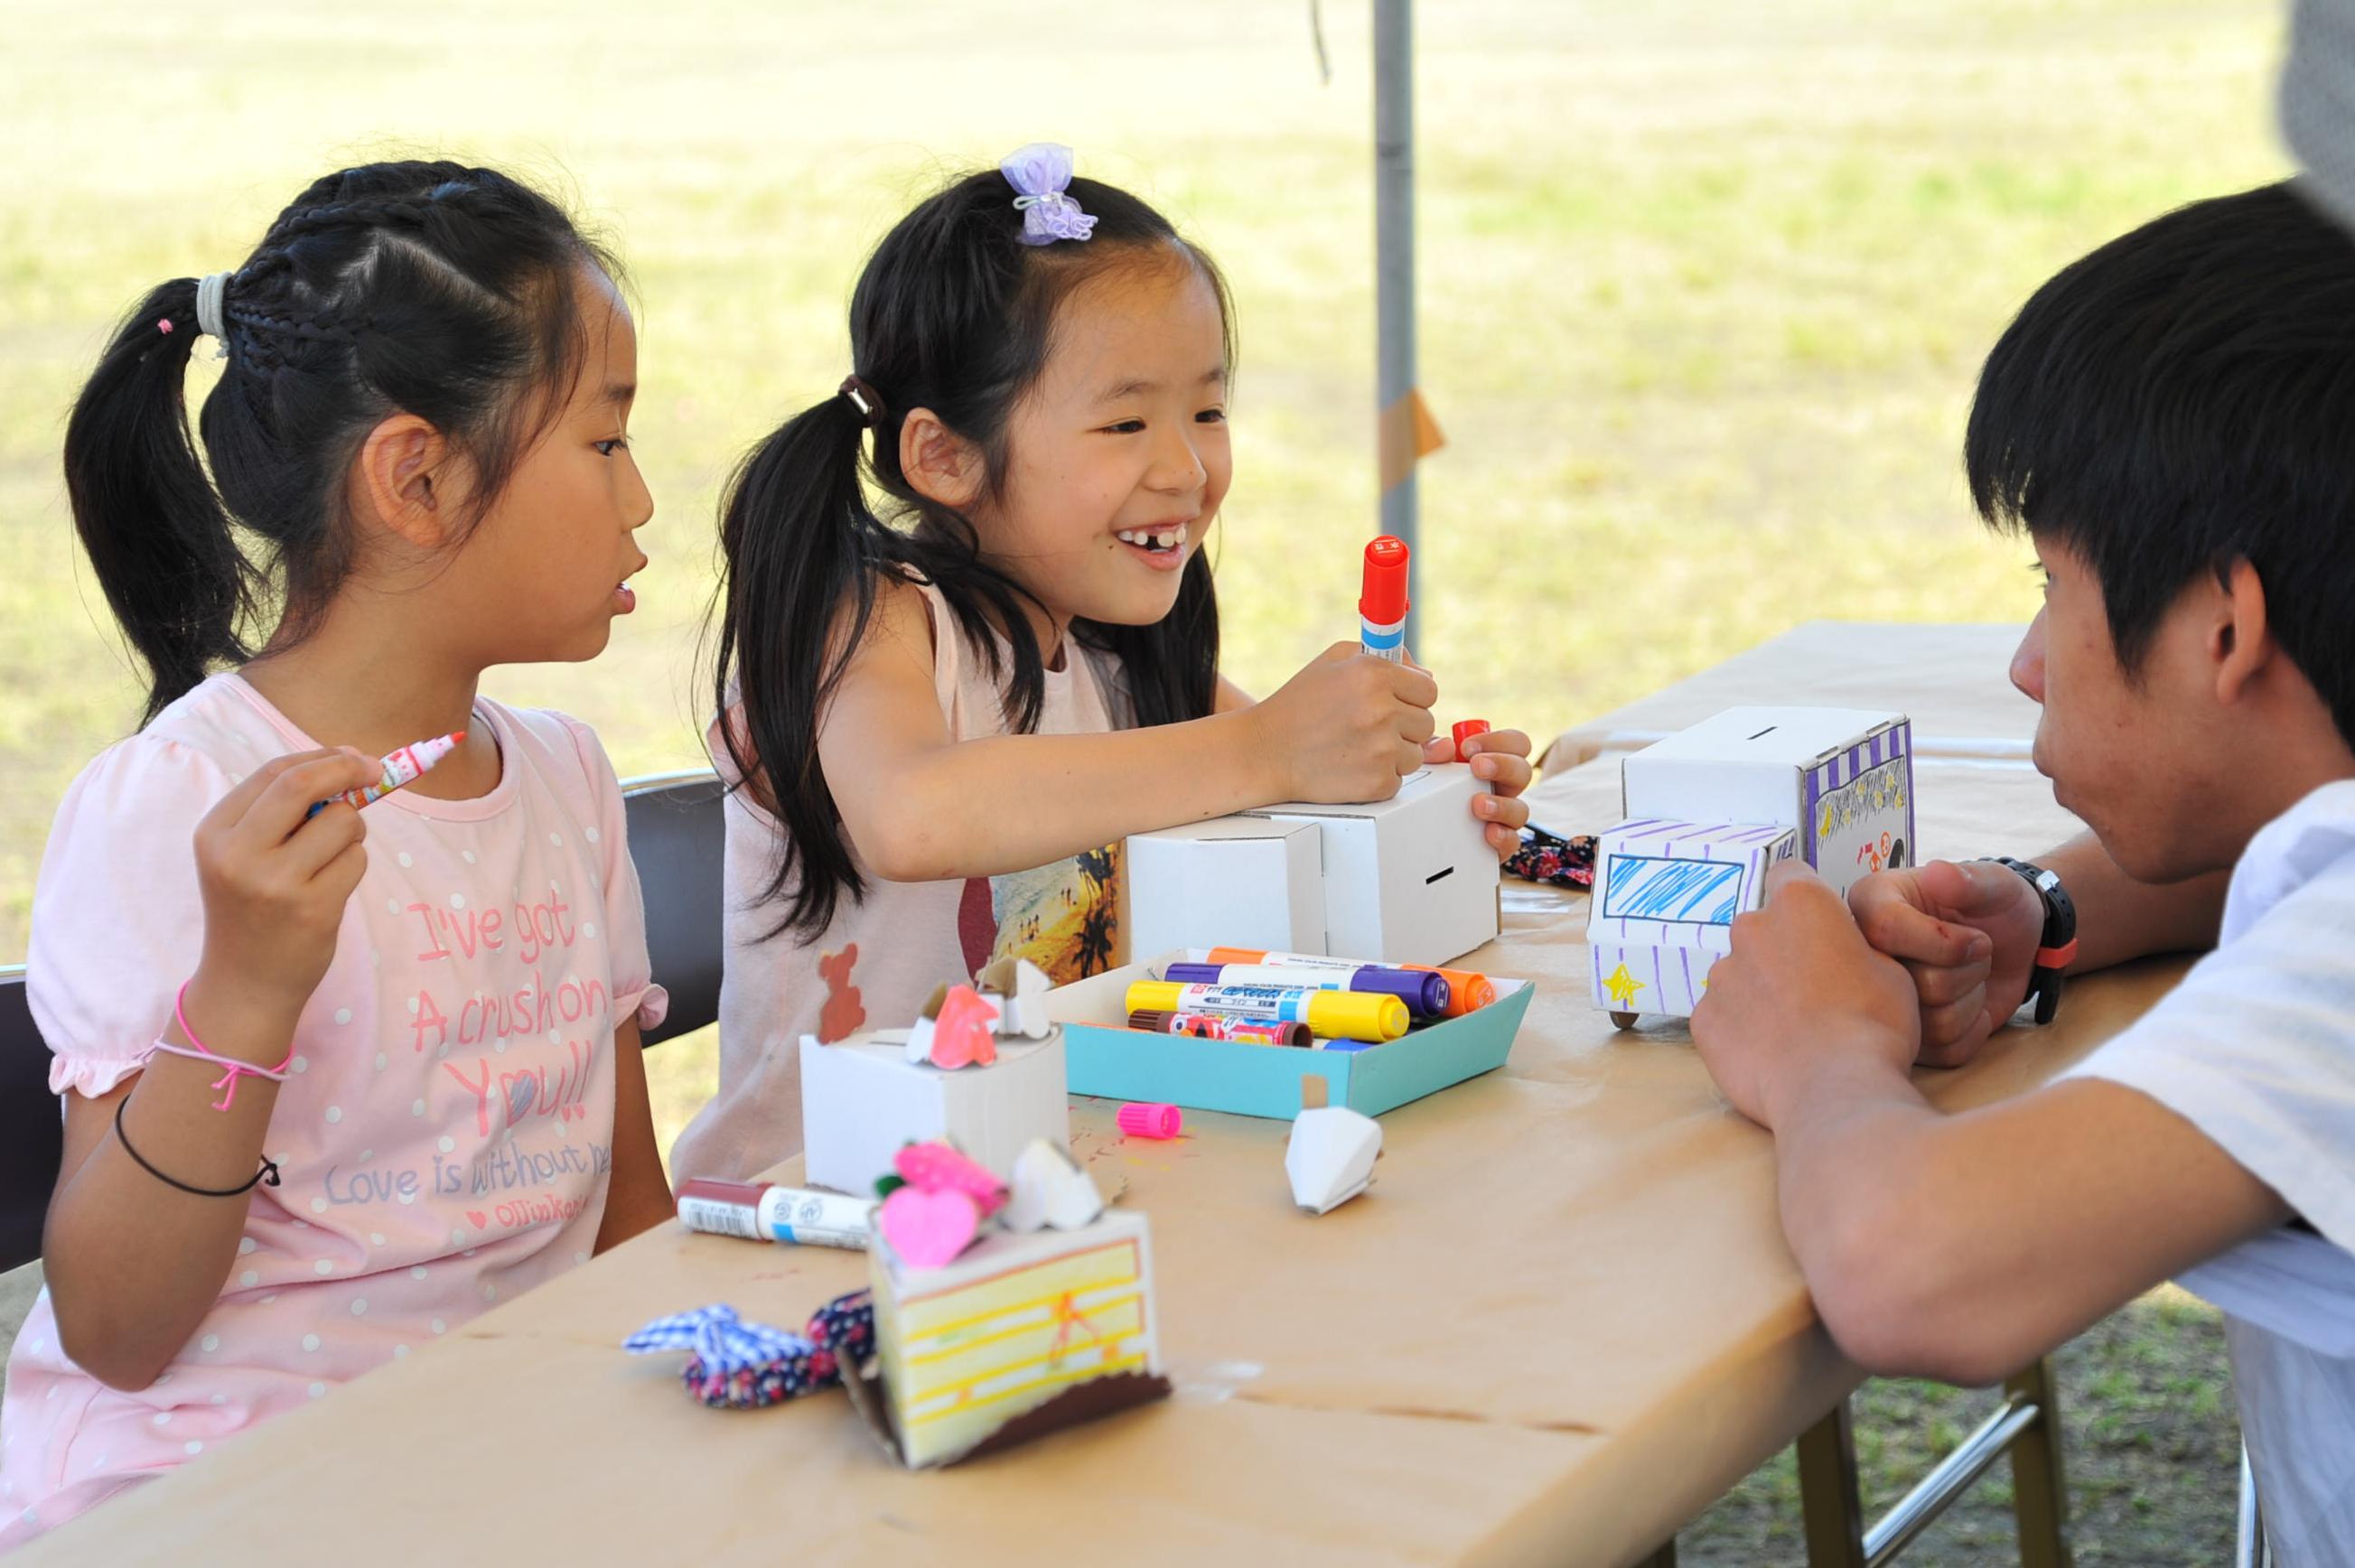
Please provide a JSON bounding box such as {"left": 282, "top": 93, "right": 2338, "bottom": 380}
{"left": 1967, "top": 180, "right": 2355, "bottom": 746}
{"left": 710, "top": 167, "right": 1233, "bottom": 938}
{"left": 65, "top": 160, "right": 621, "bottom": 723}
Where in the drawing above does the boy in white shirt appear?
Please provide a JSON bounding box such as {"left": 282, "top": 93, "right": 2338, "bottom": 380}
{"left": 1692, "top": 180, "right": 2355, "bottom": 1563}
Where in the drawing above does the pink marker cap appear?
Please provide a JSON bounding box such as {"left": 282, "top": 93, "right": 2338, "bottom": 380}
{"left": 1117, "top": 1102, "right": 1182, "bottom": 1140}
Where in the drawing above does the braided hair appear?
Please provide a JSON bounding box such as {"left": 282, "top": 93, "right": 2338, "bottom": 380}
{"left": 64, "top": 161, "right": 621, "bottom": 723}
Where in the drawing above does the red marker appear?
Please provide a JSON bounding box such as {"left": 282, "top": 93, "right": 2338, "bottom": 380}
{"left": 1360, "top": 536, "right": 1410, "bottom": 661}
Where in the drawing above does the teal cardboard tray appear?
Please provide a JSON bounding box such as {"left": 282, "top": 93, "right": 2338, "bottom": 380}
{"left": 1045, "top": 950, "right": 1534, "bottom": 1120}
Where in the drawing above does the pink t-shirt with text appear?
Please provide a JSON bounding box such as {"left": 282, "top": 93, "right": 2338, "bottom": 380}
{"left": 0, "top": 674, "right": 663, "bottom": 1546}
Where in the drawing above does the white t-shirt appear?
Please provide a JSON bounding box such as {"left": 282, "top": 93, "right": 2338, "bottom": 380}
{"left": 2064, "top": 779, "right": 2355, "bottom": 1563}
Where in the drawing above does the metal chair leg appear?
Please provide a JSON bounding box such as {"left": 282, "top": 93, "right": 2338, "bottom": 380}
{"left": 2003, "top": 1358, "right": 2071, "bottom": 1568}
{"left": 2237, "top": 1442, "right": 2271, "bottom": 1568}
{"left": 1798, "top": 1395, "right": 1868, "bottom": 1568}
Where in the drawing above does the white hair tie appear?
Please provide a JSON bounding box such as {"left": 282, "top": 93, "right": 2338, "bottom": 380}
{"left": 194, "top": 272, "right": 232, "bottom": 360}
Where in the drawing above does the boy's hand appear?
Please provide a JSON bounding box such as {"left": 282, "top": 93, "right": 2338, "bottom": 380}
{"left": 1691, "top": 860, "right": 1920, "bottom": 1130}
{"left": 1425, "top": 727, "right": 1534, "bottom": 858}
{"left": 1849, "top": 860, "right": 2045, "bottom": 1066}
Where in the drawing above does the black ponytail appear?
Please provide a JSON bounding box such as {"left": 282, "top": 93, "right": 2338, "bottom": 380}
{"left": 712, "top": 165, "right": 1229, "bottom": 938}
{"left": 65, "top": 280, "right": 257, "bottom": 722}
{"left": 61, "top": 161, "right": 622, "bottom": 725}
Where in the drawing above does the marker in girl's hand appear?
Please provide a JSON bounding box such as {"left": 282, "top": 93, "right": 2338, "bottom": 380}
{"left": 305, "top": 731, "right": 465, "bottom": 819}
{"left": 1359, "top": 536, "right": 1410, "bottom": 662}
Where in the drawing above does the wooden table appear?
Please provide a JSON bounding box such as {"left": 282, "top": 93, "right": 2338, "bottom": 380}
{"left": 25, "top": 625, "right": 2186, "bottom": 1568}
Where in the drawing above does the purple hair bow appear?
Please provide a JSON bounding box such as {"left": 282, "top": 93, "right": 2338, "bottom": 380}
{"left": 1000, "top": 142, "right": 1097, "bottom": 247}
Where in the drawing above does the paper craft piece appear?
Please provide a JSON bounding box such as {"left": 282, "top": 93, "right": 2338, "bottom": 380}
{"left": 623, "top": 1303, "right": 835, "bottom": 1410}
{"left": 1002, "top": 1138, "right": 1107, "bottom": 1233}
{"left": 977, "top": 957, "right": 1054, "bottom": 1040}
{"left": 1285, "top": 1106, "right": 1382, "bottom": 1215}
{"left": 1619, "top": 706, "right": 1913, "bottom": 900}
{"left": 878, "top": 1185, "right": 983, "bottom": 1268}
{"left": 861, "top": 1209, "right": 1165, "bottom": 1467}
{"left": 1584, "top": 818, "right": 1798, "bottom": 1019}
{"left": 905, "top": 983, "right": 999, "bottom": 1069}
{"left": 893, "top": 1141, "right": 1007, "bottom": 1217}
{"left": 801, "top": 1028, "right": 1070, "bottom": 1195}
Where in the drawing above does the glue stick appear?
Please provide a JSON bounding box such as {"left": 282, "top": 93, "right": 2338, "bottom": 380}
{"left": 676, "top": 1179, "right": 873, "bottom": 1249}
{"left": 1124, "top": 981, "right": 1407, "bottom": 1044}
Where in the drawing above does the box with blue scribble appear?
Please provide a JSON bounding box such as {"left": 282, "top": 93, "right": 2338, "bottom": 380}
{"left": 1589, "top": 707, "right": 1914, "bottom": 1021}
{"left": 1586, "top": 821, "right": 1799, "bottom": 1016}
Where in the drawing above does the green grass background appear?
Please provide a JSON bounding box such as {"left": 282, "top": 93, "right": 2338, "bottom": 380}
{"left": 1, "top": 1, "right": 2285, "bottom": 1557}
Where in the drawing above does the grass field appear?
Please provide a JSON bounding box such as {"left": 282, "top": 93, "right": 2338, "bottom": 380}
{"left": 1, "top": 0, "right": 2286, "bottom": 1556}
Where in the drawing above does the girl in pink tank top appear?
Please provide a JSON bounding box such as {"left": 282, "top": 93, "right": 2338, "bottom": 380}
{"left": 4, "top": 161, "right": 671, "bottom": 1545}
{"left": 678, "top": 145, "right": 1538, "bottom": 1182}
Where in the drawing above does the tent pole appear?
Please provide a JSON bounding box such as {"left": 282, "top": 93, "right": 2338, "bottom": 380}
{"left": 1374, "top": 0, "right": 1422, "bottom": 649}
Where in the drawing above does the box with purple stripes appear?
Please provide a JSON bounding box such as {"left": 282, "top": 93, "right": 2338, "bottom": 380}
{"left": 1588, "top": 707, "right": 1913, "bottom": 1022}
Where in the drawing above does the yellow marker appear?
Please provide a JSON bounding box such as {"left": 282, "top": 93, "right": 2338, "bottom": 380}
{"left": 1122, "top": 981, "right": 1407, "bottom": 1045}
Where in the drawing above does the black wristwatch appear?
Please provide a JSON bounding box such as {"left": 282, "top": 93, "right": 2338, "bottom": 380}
{"left": 1987, "top": 856, "right": 2079, "bottom": 1025}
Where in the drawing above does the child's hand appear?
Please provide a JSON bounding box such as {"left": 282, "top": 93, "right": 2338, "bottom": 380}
{"left": 191, "top": 747, "right": 379, "bottom": 1027}
{"left": 1253, "top": 642, "right": 1437, "bottom": 804}
{"left": 1425, "top": 728, "right": 1534, "bottom": 858}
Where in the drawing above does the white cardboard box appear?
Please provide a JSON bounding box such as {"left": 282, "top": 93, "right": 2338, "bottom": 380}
{"left": 1124, "top": 764, "right": 1500, "bottom": 966}
{"left": 1126, "top": 817, "right": 1323, "bottom": 959}
{"left": 799, "top": 1031, "right": 1070, "bottom": 1197}
{"left": 1620, "top": 706, "right": 1913, "bottom": 898}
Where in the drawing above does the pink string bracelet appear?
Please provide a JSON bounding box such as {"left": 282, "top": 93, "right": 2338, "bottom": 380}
{"left": 147, "top": 983, "right": 294, "bottom": 1112}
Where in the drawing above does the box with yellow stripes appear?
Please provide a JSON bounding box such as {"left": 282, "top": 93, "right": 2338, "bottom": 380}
{"left": 869, "top": 1209, "right": 1164, "bottom": 1467}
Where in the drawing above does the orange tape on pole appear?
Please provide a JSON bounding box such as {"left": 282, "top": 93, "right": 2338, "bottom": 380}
{"left": 1378, "top": 387, "right": 1446, "bottom": 492}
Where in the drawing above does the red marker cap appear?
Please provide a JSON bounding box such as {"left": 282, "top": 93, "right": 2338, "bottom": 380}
{"left": 1360, "top": 536, "right": 1411, "bottom": 625}
{"left": 1452, "top": 719, "right": 1491, "bottom": 761}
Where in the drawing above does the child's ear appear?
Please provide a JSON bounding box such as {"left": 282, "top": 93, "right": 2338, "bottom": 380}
{"left": 351, "top": 414, "right": 463, "bottom": 550}
{"left": 898, "top": 407, "right": 985, "bottom": 512}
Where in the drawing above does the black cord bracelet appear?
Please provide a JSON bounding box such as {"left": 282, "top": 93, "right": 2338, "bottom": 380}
{"left": 113, "top": 1097, "right": 281, "bottom": 1199}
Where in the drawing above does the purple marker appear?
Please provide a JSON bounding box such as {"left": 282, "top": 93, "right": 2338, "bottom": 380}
{"left": 1161, "top": 960, "right": 1450, "bottom": 1018}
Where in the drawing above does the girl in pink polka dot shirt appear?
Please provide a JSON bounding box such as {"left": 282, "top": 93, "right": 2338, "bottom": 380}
{"left": 0, "top": 161, "right": 672, "bottom": 1546}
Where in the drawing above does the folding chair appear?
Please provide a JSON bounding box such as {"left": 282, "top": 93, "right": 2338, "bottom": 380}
{"left": 620, "top": 770, "right": 728, "bottom": 1047}
{"left": 0, "top": 966, "right": 63, "bottom": 1274}
{"left": 2237, "top": 1442, "right": 2272, "bottom": 1568}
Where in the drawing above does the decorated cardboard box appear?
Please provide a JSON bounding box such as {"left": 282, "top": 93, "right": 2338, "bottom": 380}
{"left": 849, "top": 1209, "right": 1167, "bottom": 1468}
{"left": 799, "top": 1031, "right": 1070, "bottom": 1196}
{"left": 1589, "top": 706, "right": 1913, "bottom": 1023}
{"left": 1047, "top": 949, "right": 1533, "bottom": 1120}
{"left": 1125, "top": 764, "right": 1500, "bottom": 966}
{"left": 1585, "top": 819, "right": 1799, "bottom": 1018}
{"left": 1618, "top": 705, "right": 1914, "bottom": 896}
